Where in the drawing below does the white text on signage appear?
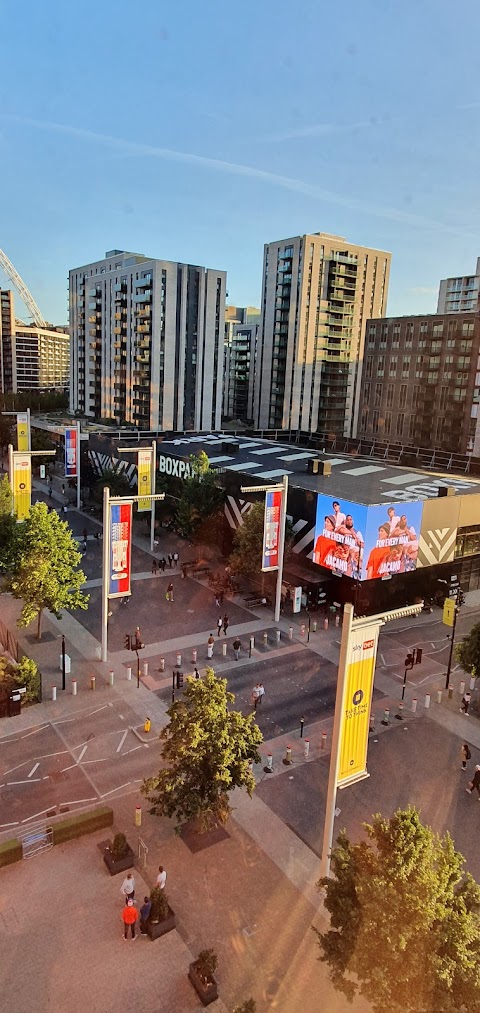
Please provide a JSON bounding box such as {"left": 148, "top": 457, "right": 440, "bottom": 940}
{"left": 158, "top": 455, "right": 192, "bottom": 480}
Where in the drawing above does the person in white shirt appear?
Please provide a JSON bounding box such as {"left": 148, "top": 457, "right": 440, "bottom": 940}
{"left": 120, "top": 873, "right": 135, "bottom": 900}
{"left": 156, "top": 865, "right": 167, "bottom": 890}
{"left": 332, "top": 501, "right": 346, "bottom": 529}
{"left": 387, "top": 507, "right": 401, "bottom": 533}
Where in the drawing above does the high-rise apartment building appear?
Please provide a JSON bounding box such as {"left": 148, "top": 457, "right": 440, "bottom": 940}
{"left": 69, "top": 250, "right": 226, "bottom": 430}
{"left": 0, "top": 289, "right": 69, "bottom": 394}
{"left": 357, "top": 312, "right": 480, "bottom": 456}
{"left": 253, "top": 233, "right": 391, "bottom": 436}
{"left": 437, "top": 258, "right": 480, "bottom": 314}
{"left": 223, "top": 306, "right": 260, "bottom": 422}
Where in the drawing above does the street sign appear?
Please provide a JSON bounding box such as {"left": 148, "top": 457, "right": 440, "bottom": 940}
{"left": 443, "top": 598, "right": 455, "bottom": 627}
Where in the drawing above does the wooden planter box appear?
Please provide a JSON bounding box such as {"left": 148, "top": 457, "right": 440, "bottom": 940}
{"left": 188, "top": 962, "right": 219, "bottom": 1006}
{"left": 103, "top": 843, "right": 135, "bottom": 876}
{"left": 147, "top": 906, "right": 176, "bottom": 940}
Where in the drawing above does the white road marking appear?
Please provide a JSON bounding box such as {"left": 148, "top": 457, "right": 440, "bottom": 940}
{"left": 6, "top": 778, "right": 42, "bottom": 785}
{"left": 61, "top": 763, "right": 78, "bottom": 772}
{"left": 28, "top": 763, "right": 40, "bottom": 778}
{"left": 21, "top": 808, "right": 57, "bottom": 823}
{"left": 116, "top": 730, "right": 128, "bottom": 753}
{"left": 20, "top": 724, "right": 49, "bottom": 739}
{"left": 57, "top": 798, "right": 97, "bottom": 807}
{"left": 122, "top": 745, "right": 142, "bottom": 756}
{"left": 3, "top": 761, "right": 29, "bottom": 776}
{"left": 100, "top": 782, "right": 130, "bottom": 798}
{"left": 119, "top": 714, "right": 125, "bottom": 720}
{"left": 0, "top": 821, "right": 19, "bottom": 828}
{"left": 77, "top": 745, "right": 88, "bottom": 763}
{"left": 82, "top": 757, "right": 110, "bottom": 765}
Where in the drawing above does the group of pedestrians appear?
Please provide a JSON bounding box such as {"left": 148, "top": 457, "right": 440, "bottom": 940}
{"left": 120, "top": 866, "right": 167, "bottom": 941}
{"left": 217, "top": 614, "right": 229, "bottom": 636}
{"left": 151, "top": 553, "right": 179, "bottom": 575}
{"left": 251, "top": 682, "right": 265, "bottom": 710}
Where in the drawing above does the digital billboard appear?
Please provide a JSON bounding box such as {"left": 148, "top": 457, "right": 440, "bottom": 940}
{"left": 313, "top": 496, "right": 367, "bottom": 578}
{"left": 362, "top": 501, "right": 423, "bottom": 580}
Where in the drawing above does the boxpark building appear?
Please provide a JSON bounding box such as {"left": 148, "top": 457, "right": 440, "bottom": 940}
{"left": 84, "top": 430, "right": 480, "bottom": 617}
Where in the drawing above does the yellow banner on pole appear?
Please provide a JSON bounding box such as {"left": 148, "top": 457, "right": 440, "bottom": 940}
{"left": 13, "top": 453, "right": 31, "bottom": 521}
{"left": 16, "top": 413, "right": 29, "bottom": 451}
{"left": 137, "top": 449, "right": 152, "bottom": 512}
{"left": 443, "top": 597, "right": 455, "bottom": 627}
{"left": 338, "top": 623, "right": 380, "bottom": 788}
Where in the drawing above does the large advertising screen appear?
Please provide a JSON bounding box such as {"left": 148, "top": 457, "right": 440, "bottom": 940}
{"left": 313, "top": 495, "right": 424, "bottom": 580}
{"left": 313, "top": 496, "right": 367, "bottom": 578}
{"left": 363, "top": 501, "right": 423, "bottom": 580}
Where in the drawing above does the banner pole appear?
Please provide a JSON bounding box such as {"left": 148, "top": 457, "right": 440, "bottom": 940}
{"left": 274, "top": 474, "right": 288, "bottom": 623}
{"left": 101, "top": 485, "right": 110, "bottom": 663}
{"left": 76, "top": 422, "right": 81, "bottom": 510}
{"left": 27, "top": 408, "right": 31, "bottom": 451}
{"left": 150, "top": 441, "right": 156, "bottom": 553}
{"left": 320, "top": 602, "right": 354, "bottom": 881}
{"left": 8, "top": 444, "right": 14, "bottom": 515}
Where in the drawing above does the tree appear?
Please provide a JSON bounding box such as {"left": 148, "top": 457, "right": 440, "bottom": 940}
{"left": 142, "top": 668, "right": 263, "bottom": 832}
{"left": 0, "top": 475, "right": 21, "bottom": 574}
{"left": 91, "top": 466, "right": 133, "bottom": 503}
{"left": 8, "top": 502, "right": 89, "bottom": 639}
{"left": 232, "top": 1001, "right": 257, "bottom": 1013}
{"left": 175, "top": 454, "right": 223, "bottom": 540}
{"left": 229, "top": 501, "right": 294, "bottom": 577}
{"left": 455, "top": 622, "right": 480, "bottom": 679}
{"left": 30, "top": 429, "right": 57, "bottom": 468}
{"left": 0, "top": 414, "right": 13, "bottom": 453}
{"left": 0, "top": 654, "right": 40, "bottom": 703}
{"left": 316, "top": 805, "right": 480, "bottom": 1013}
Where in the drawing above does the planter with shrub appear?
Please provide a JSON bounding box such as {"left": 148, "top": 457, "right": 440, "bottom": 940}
{"left": 147, "top": 886, "right": 176, "bottom": 940}
{"left": 188, "top": 949, "right": 219, "bottom": 1006}
{"left": 103, "top": 832, "right": 134, "bottom": 875}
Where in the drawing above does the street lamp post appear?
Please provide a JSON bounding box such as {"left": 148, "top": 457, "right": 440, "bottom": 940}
{"left": 445, "top": 588, "right": 462, "bottom": 690}
{"left": 240, "top": 474, "right": 289, "bottom": 624}
{"left": 61, "top": 634, "right": 66, "bottom": 691}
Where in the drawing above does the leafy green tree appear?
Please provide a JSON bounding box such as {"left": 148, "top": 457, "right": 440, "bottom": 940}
{"left": 0, "top": 475, "right": 21, "bottom": 574}
{"left": 455, "top": 622, "right": 480, "bottom": 679}
{"left": 0, "top": 414, "right": 13, "bottom": 452}
{"left": 8, "top": 502, "right": 89, "bottom": 639}
{"left": 175, "top": 454, "right": 223, "bottom": 539}
{"left": 142, "top": 668, "right": 263, "bottom": 832}
{"left": 229, "top": 501, "right": 294, "bottom": 577}
{"left": 91, "top": 466, "right": 133, "bottom": 502}
{"left": 0, "top": 654, "right": 40, "bottom": 703}
{"left": 0, "top": 474, "right": 12, "bottom": 515}
{"left": 316, "top": 805, "right": 480, "bottom": 1013}
{"left": 30, "top": 429, "right": 57, "bottom": 468}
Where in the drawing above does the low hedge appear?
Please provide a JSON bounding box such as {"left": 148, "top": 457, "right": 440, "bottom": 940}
{"left": 51, "top": 806, "right": 113, "bottom": 845}
{"left": 0, "top": 838, "right": 22, "bottom": 868}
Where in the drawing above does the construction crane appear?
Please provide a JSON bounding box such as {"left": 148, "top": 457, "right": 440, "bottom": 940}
{"left": 0, "top": 247, "right": 46, "bottom": 327}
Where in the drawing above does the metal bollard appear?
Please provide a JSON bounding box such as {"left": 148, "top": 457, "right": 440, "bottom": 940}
{"left": 222, "top": 642, "right": 227, "bottom": 657}
{"left": 159, "top": 658, "right": 165, "bottom": 672}
{"left": 304, "top": 738, "right": 310, "bottom": 759}
{"left": 300, "top": 623, "right": 305, "bottom": 637}
{"left": 321, "top": 730, "right": 327, "bottom": 750}
{"left": 288, "top": 626, "right": 293, "bottom": 640}
{"left": 395, "top": 701, "right": 404, "bottom": 720}
{"left": 424, "top": 693, "right": 431, "bottom": 708}
{"left": 192, "top": 649, "right": 197, "bottom": 664}
{"left": 90, "top": 675, "right": 96, "bottom": 691}
{"left": 381, "top": 708, "right": 390, "bottom": 725}
{"left": 312, "top": 620, "right": 317, "bottom": 632}
{"left": 71, "top": 678, "right": 77, "bottom": 696}
{"left": 143, "top": 661, "right": 148, "bottom": 678}
{"left": 144, "top": 717, "right": 151, "bottom": 733}
{"left": 176, "top": 652, "right": 182, "bottom": 668}
{"left": 51, "top": 685, "right": 57, "bottom": 702}
{"left": 264, "top": 753, "right": 273, "bottom": 773}
{"left": 448, "top": 686, "right": 453, "bottom": 699}
{"left": 263, "top": 632, "right": 268, "bottom": 646}
{"left": 323, "top": 617, "right": 329, "bottom": 630}
{"left": 249, "top": 635, "right": 254, "bottom": 658}
{"left": 436, "top": 689, "right": 442, "bottom": 704}
{"left": 109, "top": 670, "right": 114, "bottom": 686}
{"left": 283, "top": 745, "right": 292, "bottom": 765}
{"left": 369, "top": 713, "right": 375, "bottom": 732}
{"left": 411, "top": 696, "right": 417, "bottom": 713}
{"left": 470, "top": 676, "right": 476, "bottom": 691}
{"left": 126, "top": 665, "right": 132, "bottom": 681}
{"left": 276, "top": 629, "right": 281, "bottom": 643}
{"left": 335, "top": 615, "right": 340, "bottom": 627}
{"left": 135, "top": 805, "right": 142, "bottom": 828}
{"left": 300, "top": 716, "right": 304, "bottom": 738}
{"left": 460, "top": 680, "right": 466, "bottom": 696}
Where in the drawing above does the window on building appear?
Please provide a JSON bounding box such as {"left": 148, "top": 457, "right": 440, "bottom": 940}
{"left": 363, "top": 382, "right": 371, "bottom": 402}
{"left": 365, "top": 356, "right": 373, "bottom": 379}
{"left": 372, "top": 410, "right": 379, "bottom": 433}
{"left": 439, "top": 386, "right": 448, "bottom": 409}
{"left": 384, "top": 412, "right": 392, "bottom": 435}
{"left": 399, "top": 384, "right": 407, "bottom": 409}
{"left": 374, "top": 382, "right": 382, "bottom": 407}
{"left": 396, "top": 413, "right": 404, "bottom": 437}
{"left": 376, "top": 355, "right": 384, "bottom": 377}
{"left": 412, "top": 385, "right": 421, "bottom": 408}
{"left": 389, "top": 356, "right": 397, "bottom": 377}
{"left": 402, "top": 356, "right": 410, "bottom": 377}
{"left": 386, "top": 383, "right": 394, "bottom": 407}
{"left": 408, "top": 414, "right": 417, "bottom": 440}
{"left": 462, "top": 322, "right": 474, "bottom": 335}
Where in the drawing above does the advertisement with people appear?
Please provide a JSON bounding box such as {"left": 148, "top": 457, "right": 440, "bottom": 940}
{"left": 313, "top": 496, "right": 367, "bottom": 578}
{"left": 362, "top": 501, "right": 423, "bottom": 580}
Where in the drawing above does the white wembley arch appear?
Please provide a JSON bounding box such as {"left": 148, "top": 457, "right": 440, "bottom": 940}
{"left": 0, "top": 248, "right": 46, "bottom": 327}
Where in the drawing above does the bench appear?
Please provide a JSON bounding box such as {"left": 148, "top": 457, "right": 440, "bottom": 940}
{"left": 192, "top": 566, "right": 211, "bottom": 578}
{"left": 244, "top": 595, "right": 271, "bottom": 608}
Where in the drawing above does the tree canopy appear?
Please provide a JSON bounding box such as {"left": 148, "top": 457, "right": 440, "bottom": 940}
{"left": 142, "top": 668, "right": 263, "bottom": 831}
{"left": 8, "top": 501, "right": 89, "bottom": 638}
{"left": 0, "top": 475, "right": 21, "bottom": 574}
{"left": 229, "top": 501, "right": 294, "bottom": 577}
{"left": 316, "top": 805, "right": 480, "bottom": 1013}
{"left": 174, "top": 454, "right": 223, "bottom": 539}
{"left": 455, "top": 622, "right": 480, "bottom": 678}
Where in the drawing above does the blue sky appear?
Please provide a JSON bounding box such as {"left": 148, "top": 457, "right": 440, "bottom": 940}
{"left": 0, "top": 0, "right": 479, "bottom": 324}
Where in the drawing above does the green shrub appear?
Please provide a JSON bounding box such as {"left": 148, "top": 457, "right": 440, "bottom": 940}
{"left": 196, "top": 949, "right": 218, "bottom": 982}
{"left": 0, "top": 838, "right": 22, "bottom": 867}
{"left": 111, "top": 831, "right": 128, "bottom": 859}
{"left": 149, "top": 886, "right": 170, "bottom": 922}
{"left": 13, "top": 656, "right": 40, "bottom": 703}
{"left": 51, "top": 806, "right": 113, "bottom": 845}
{"left": 232, "top": 1001, "right": 257, "bottom": 1013}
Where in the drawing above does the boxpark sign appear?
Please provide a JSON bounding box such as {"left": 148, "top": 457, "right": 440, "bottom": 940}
{"left": 158, "top": 453, "right": 193, "bottom": 480}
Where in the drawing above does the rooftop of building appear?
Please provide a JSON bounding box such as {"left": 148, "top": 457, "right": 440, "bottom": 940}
{"left": 156, "top": 432, "right": 480, "bottom": 505}
{"left": 368, "top": 310, "right": 480, "bottom": 323}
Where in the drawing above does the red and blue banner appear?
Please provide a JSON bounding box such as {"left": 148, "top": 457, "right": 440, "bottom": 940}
{"left": 65, "top": 427, "right": 78, "bottom": 478}
{"left": 262, "top": 489, "right": 282, "bottom": 571}
{"left": 109, "top": 501, "right": 132, "bottom": 598}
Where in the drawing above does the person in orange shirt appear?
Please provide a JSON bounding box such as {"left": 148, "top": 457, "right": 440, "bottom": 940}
{"left": 313, "top": 515, "right": 337, "bottom": 568}
{"left": 122, "top": 898, "right": 138, "bottom": 940}
{"left": 366, "top": 524, "right": 391, "bottom": 580}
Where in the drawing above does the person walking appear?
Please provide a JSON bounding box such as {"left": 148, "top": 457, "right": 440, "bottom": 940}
{"left": 217, "top": 616, "right": 223, "bottom": 637}
{"left": 156, "top": 865, "right": 167, "bottom": 890}
{"left": 173, "top": 551, "right": 179, "bottom": 566}
{"left": 233, "top": 637, "right": 241, "bottom": 661}
{"left": 160, "top": 557, "right": 166, "bottom": 572}
{"left": 461, "top": 742, "right": 472, "bottom": 770}
{"left": 139, "top": 895, "right": 151, "bottom": 934}
{"left": 222, "top": 614, "right": 229, "bottom": 636}
{"left": 461, "top": 691, "right": 472, "bottom": 715}
{"left": 214, "top": 592, "right": 221, "bottom": 608}
{"left": 466, "top": 764, "right": 480, "bottom": 797}
{"left": 166, "top": 582, "right": 174, "bottom": 602}
{"left": 182, "top": 564, "right": 187, "bottom": 579}
{"left": 168, "top": 553, "right": 173, "bottom": 568}
{"left": 122, "top": 898, "right": 138, "bottom": 940}
{"left": 120, "top": 872, "right": 135, "bottom": 901}
{"left": 151, "top": 559, "right": 158, "bottom": 575}
{"left": 252, "top": 683, "right": 261, "bottom": 710}
{"left": 194, "top": 667, "right": 200, "bottom": 679}
{"left": 207, "top": 634, "right": 215, "bottom": 659}
{"left": 257, "top": 682, "right": 265, "bottom": 706}
{"left": 82, "top": 527, "right": 88, "bottom": 542}
{"left": 61, "top": 483, "right": 65, "bottom": 496}
{"left": 82, "top": 538, "right": 87, "bottom": 555}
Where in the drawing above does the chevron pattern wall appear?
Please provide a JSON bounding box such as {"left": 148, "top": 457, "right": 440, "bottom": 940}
{"left": 418, "top": 526, "right": 457, "bottom": 567}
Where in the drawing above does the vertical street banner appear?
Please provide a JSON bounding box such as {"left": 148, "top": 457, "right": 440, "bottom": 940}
{"left": 16, "top": 413, "right": 29, "bottom": 452}
{"left": 109, "top": 501, "right": 133, "bottom": 598}
{"left": 13, "top": 453, "right": 31, "bottom": 521}
{"left": 137, "top": 449, "right": 152, "bottom": 512}
{"left": 262, "top": 489, "right": 282, "bottom": 571}
{"left": 65, "top": 427, "right": 78, "bottom": 478}
{"left": 443, "top": 598, "right": 455, "bottom": 627}
{"left": 337, "top": 622, "right": 381, "bottom": 788}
